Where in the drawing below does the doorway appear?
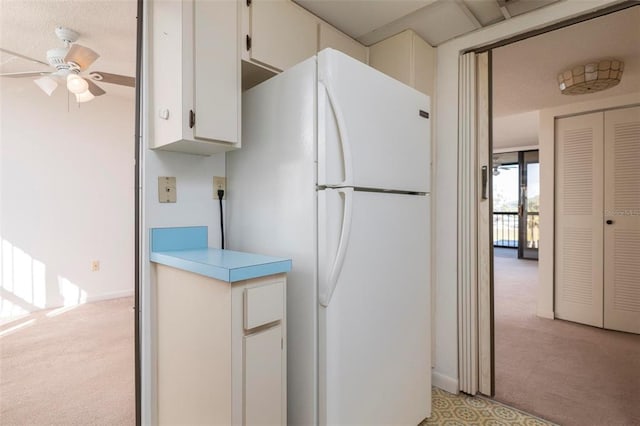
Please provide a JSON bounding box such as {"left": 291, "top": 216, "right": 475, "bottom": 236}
{"left": 0, "top": 0, "right": 140, "bottom": 424}
{"left": 484, "top": 6, "right": 640, "bottom": 426}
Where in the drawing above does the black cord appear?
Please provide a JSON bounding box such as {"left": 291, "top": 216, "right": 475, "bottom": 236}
{"left": 218, "top": 190, "right": 225, "bottom": 249}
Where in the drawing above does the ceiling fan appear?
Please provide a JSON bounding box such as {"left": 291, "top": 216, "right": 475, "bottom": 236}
{"left": 492, "top": 155, "right": 516, "bottom": 176}
{"left": 0, "top": 26, "right": 135, "bottom": 103}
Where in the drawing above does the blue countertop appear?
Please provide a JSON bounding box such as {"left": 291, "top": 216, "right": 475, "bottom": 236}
{"left": 149, "top": 226, "right": 291, "bottom": 283}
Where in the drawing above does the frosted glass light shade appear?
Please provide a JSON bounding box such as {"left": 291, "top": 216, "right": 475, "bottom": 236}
{"left": 75, "top": 89, "right": 95, "bottom": 103}
{"left": 34, "top": 76, "right": 58, "bottom": 96}
{"left": 67, "top": 74, "right": 89, "bottom": 94}
{"left": 558, "top": 60, "right": 624, "bottom": 95}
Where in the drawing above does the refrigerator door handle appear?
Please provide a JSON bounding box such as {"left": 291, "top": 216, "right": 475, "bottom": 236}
{"left": 319, "top": 187, "right": 353, "bottom": 307}
{"left": 322, "top": 81, "right": 354, "bottom": 187}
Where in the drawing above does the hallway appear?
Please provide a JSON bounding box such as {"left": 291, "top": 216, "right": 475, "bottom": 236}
{"left": 493, "top": 248, "right": 640, "bottom": 426}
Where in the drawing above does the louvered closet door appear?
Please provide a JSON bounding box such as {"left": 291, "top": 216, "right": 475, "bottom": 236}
{"left": 603, "top": 106, "right": 640, "bottom": 334}
{"left": 555, "top": 112, "right": 604, "bottom": 328}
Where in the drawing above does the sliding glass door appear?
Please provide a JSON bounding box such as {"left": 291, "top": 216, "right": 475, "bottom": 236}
{"left": 518, "top": 150, "right": 539, "bottom": 260}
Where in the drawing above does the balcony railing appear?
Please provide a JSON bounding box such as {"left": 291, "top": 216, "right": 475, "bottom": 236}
{"left": 493, "top": 212, "right": 518, "bottom": 248}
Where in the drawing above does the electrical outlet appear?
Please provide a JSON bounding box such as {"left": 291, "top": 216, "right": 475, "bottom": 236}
{"left": 213, "top": 176, "right": 226, "bottom": 199}
{"left": 91, "top": 260, "right": 100, "bottom": 272}
{"left": 159, "top": 177, "right": 177, "bottom": 203}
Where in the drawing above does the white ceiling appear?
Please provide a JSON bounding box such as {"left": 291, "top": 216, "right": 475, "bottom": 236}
{"left": 493, "top": 6, "right": 640, "bottom": 118}
{"left": 0, "top": 0, "right": 137, "bottom": 100}
{"left": 295, "top": 0, "right": 561, "bottom": 46}
{"left": 2, "top": 0, "right": 637, "bottom": 120}
{"left": 493, "top": 6, "right": 640, "bottom": 149}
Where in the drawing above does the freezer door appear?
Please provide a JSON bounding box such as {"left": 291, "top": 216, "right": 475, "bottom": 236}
{"left": 318, "top": 189, "right": 431, "bottom": 425}
{"left": 317, "top": 48, "right": 430, "bottom": 193}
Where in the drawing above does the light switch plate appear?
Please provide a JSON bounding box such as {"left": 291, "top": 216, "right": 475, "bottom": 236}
{"left": 158, "top": 176, "right": 177, "bottom": 203}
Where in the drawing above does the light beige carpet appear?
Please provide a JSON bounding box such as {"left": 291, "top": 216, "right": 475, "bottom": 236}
{"left": 494, "top": 249, "right": 640, "bottom": 426}
{"left": 0, "top": 297, "right": 135, "bottom": 425}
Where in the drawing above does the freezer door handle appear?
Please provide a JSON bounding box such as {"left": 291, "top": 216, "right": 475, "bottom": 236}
{"left": 319, "top": 188, "right": 353, "bottom": 307}
{"left": 321, "top": 81, "right": 353, "bottom": 187}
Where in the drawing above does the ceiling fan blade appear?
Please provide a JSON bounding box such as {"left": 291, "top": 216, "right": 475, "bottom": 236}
{"left": 34, "top": 76, "right": 59, "bottom": 96}
{"left": 89, "top": 71, "right": 135, "bottom": 87}
{"left": 0, "top": 71, "right": 51, "bottom": 78}
{"left": 64, "top": 44, "right": 99, "bottom": 71}
{"left": 0, "top": 47, "right": 49, "bottom": 66}
{"left": 86, "top": 79, "right": 106, "bottom": 96}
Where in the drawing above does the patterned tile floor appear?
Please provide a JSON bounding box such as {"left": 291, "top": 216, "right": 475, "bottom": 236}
{"left": 421, "top": 388, "right": 557, "bottom": 426}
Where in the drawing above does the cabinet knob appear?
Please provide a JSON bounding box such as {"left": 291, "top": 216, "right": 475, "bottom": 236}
{"left": 606, "top": 219, "right": 614, "bottom": 225}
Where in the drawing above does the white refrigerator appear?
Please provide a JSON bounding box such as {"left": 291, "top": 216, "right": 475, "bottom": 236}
{"left": 227, "top": 49, "right": 431, "bottom": 425}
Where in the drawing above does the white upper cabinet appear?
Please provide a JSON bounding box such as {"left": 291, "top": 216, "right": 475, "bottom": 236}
{"left": 242, "top": 0, "right": 368, "bottom": 80}
{"left": 369, "top": 29, "right": 435, "bottom": 97}
{"left": 150, "top": 0, "right": 240, "bottom": 156}
{"left": 318, "top": 22, "right": 368, "bottom": 64}
{"left": 247, "top": 0, "right": 318, "bottom": 72}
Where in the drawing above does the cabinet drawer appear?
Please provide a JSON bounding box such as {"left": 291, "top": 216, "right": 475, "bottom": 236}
{"left": 244, "top": 281, "right": 284, "bottom": 330}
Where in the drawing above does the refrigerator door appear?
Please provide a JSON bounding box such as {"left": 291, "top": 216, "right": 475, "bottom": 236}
{"left": 318, "top": 189, "right": 431, "bottom": 425}
{"left": 317, "top": 48, "right": 431, "bottom": 193}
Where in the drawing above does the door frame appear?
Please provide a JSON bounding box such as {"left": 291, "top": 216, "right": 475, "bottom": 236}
{"left": 458, "top": 1, "right": 638, "bottom": 398}
{"left": 518, "top": 150, "right": 539, "bottom": 260}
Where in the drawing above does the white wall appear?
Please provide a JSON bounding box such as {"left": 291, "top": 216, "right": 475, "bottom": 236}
{"left": 0, "top": 78, "right": 135, "bottom": 322}
{"left": 493, "top": 110, "right": 539, "bottom": 150}
{"left": 537, "top": 92, "right": 640, "bottom": 320}
{"left": 139, "top": 0, "right": 227, "bottom": 419}
{"left": 140, "top": 146, "right": 226, "bottom": 424}
{"left": 433, "top": 0, "right": 621, "bottom": 392}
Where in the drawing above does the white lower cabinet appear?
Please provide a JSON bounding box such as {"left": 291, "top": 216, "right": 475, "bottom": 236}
{"left": 245, "top": 325, "right": 284, "bottom": 425}
{"left": 232, "top": 278, "right": 287, "bottom": 425}
{"left": 155, "top": 264, "right": 287, "bottom": 425}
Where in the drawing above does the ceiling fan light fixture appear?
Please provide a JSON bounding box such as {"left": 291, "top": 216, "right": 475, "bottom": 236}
{"left": 34, "top": 76, "right": 58, "bottom": 96}
{"left": 558, "top": 59, "right": 624, "bottom": 95}
{"left": 67, "top": 73, "right": 88, "bottom": 94}
{"left": 75, "top": 89, "right": 95, "bottom": 103}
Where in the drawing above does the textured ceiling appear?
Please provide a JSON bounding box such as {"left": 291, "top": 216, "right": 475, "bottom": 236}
{"left": 493, "top": 7, "right": 640, "bottom": 150}
{"left": 295, "top": 0, "right": 436, "bottom": 40}
{"left": 0, "top": 0, "right": 137, "bottom": 99}
{"left": 295, "top": 0, "right": 561, "bottom": 46}
{"left": 493, "top": 6, "right": 640, "bottom": 118}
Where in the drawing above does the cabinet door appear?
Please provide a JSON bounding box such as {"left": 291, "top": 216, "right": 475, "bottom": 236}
{"left": 250, "top": 0, "right": 317, "bottom": 71}
{"left": 193, "top": 0, "right": 239, "bottom": 144}
{"left": 555, "top": 112, "right": 604, "bottom": 328}
{"left": 603, "top": 106, "right": 640, "bottom": 334}
{"left": 244, "top": 325, "right": 283, "bottom": 425}
{"left": 368, "top": 30, "right": 412, "bottom": 88}
{"left": 318, "top": 22, "right": 367, "bottom": 64}
{"left": 412, "top": 33, "right": 436, "bottom": 97}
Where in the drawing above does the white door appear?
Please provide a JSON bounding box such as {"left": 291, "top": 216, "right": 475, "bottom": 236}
{"left": 317, "top": 49, "right": 430, "bottom": 192}
{"left": 603, "top": 106, "right": 640, "bottom": 334}
{"left": 317, "top": 189, "right": 430, "bottom": 425}
{"left": 244, "top": 325, "right": 283, "bottom": 425}
{"left": 555, "top": 112, "right": 604, "bottom": 328}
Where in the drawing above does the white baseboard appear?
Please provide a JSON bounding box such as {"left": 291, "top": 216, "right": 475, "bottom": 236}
{"left": 536, "top": 309, "right": 554, "bottom": 320}
{"left": 432, "top": 370, "right": 458, "bottom": 394}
